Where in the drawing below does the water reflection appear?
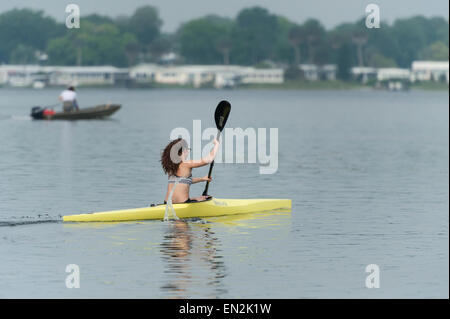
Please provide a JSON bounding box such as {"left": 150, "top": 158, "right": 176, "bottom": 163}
{"left": 160, "top": 220, "right": 227, "bottom": 298}
{"left": 60, "top": 211, "right": 291, "bottom": 297}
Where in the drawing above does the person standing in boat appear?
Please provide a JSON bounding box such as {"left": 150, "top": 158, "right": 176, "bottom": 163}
{"left": 59, "top": 86, "right": 79, "bottom": 112}
{"left": 161, "top": 138, "right": 219, "bottom": 204}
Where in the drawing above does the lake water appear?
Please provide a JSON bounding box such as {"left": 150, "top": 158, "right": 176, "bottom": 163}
{"left": 0, "top": 87, "right": 448, "bottom": 298}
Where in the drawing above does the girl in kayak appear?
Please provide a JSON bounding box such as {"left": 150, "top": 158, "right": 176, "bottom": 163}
{"left": 161, "top": 137, "right": 219, "bottom": 204}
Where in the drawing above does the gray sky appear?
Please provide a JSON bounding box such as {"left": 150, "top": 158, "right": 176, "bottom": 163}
{"left": 1, "top": 0, "right": 448, "bottom": 31}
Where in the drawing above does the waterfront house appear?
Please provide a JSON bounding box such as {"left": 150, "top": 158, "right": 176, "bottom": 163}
{"left": 0, "top": 65, "right": 49, "bottom": 87}
{"left": 48, "top": 66, "right": 130, "bottom": 86}
{"left": 0, "top": 65, "right": 129, "bottom": 87}
{"left": 411, "top": 61, "right": 449, "bottom": 83}
{"left": 351, "top": 67, "right": 378, "bottom": 83}
{"left": 298, "top": 64, "right": 337, "bottom": 81}
{"left": 376, "top": 68, "right": 411, "bottom": 81}
{"left": 129, "top": 64, "right": 284, "bottom": 88}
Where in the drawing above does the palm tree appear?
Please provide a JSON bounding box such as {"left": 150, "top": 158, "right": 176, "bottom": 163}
{"left": 125, "top": 41, "right": 140, "bottom": 66}
{"left": 288, "top": 25, "right": 304, "bottom": 66}
{"left": 352, "top": 32, "right": 368, "bottom": 66}
{"left": 67, "top": 30, "right": 84, "bottom": 66}
{"left": 307, "top": 35, "right": 317, "bottom": 64}
{"left": 302, "top": 19, "right": 326, "bottom": 64}
{"left": 216, "top": 36, "right": 232, "bottom": 65}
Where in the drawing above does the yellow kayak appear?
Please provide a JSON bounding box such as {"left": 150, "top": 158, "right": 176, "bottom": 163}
{"left": 63, "top": 198, "right": 292, "bottom": 222}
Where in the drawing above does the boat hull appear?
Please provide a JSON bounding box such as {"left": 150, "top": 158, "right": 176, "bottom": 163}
{"left": 63, "top": 198, "right": 292, "bottom": 222}
{"left": 31, "top": 104, "right": 121, "bottom": 120}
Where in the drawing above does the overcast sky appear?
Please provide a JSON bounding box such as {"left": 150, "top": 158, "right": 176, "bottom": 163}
{"left": 1, "top": 0, "right": 448, "bottom": 31}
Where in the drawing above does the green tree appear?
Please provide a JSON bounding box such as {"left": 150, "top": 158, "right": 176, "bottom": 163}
{"left": 288, "top": 25, "right": 305, "bottom": 66}
{"left": 84, "top": 14, "right": 114, "bottom": 25}
{"left": 302, "top": 19, "right": 327, "bottom": 64}
{"left": 148, "top": 33, "right": 175, "bottom": 62}
{"left": 177, "top": 15, "right": 233, "bottom": 64}
{"left": 392, "top": 16, "right": 427, "bottom": 66}
{"left": 127, "top": 6, "right": 162, "bottom": 47}
{"left": 367, "top": 52, "right": 397, "bottom": 67}
{"left": 337, "top": 43, "right": 353, "bottom": 81}
{"left": 419, "top": 41, "right": 449, "bottom": 61}
{"left": 352, "top": 31, "right": 368, "bottom": 66}
{"left": 390, "top": 16, "right": 448, "bottom": 67}
{"left": 365, "top": 21, "right": 401, "bottom": 67}
{"left": 47, "top": 22, "right": 138, "bottom": 67}
{"left": 231, "top": 7, "right": 279, "bottom": 65}
{"left": 9, "top": 44, "right": 37, "bottom": 64}
{"left": 274, "top": 16, "right": 297, "bottom": 65}
{"left": 1, "top": 6, "right": 448, "bottom": 72}
{"left": 216, "top": 35, "right": 233, "bottom": 65}
{"left": 0, "top": 9, "right": 63, "bottom": 63}
{"left": 47, "top": 37, "right": 76, "bottom": 65}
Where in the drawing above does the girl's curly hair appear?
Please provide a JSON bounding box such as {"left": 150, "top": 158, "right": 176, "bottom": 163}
{"left": 160, "top": 138, "right": 188, "bottom": 176}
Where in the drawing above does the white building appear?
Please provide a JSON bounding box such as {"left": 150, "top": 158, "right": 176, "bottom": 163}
{"left": 0, "top": 65, "right": 49, "bottom": 87}
{"left": 48, "top": 66, "right": 129, "bottom": 86}
{"left": 299, "top": 64, "right": 318, "bottom": 81}
{"left": 129, "top": 64, "right": 284, "bottom": 88}
{"left": 299, "top": 64, "right": 337, "bottom": 81}
{"left": 239, "top": 68, "right": 284, "bottom": 85}
{"left": 411, "top": 61, "right": 449, "bottom": 83}
{"left": 377, "top": 68, "right": 411, "bottom": 81}
{"left": 155, "top": 65, "right": 215, "bottom": 88}
{"left": 1, "top": 63, "right": 284, "bottom": 88}
{"left": 129, "top": 63, "right": 158, "bottom": 83}
{"left": 351, "top": 67, "right": 378, "bottom": 83}
{"left": 130, "top": 64, "right": 216, "bottom": 87}
{"left": 321, "top": 65, "right": 337, "bottom": 81}
{"left": 214, "top": 70, "right": 238, "bottom": 88}
{"left": 0, "top": 65, "right": 129, "bottom": 87}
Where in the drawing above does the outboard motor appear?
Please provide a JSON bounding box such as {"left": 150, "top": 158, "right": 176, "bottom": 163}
{"left": 30, "top": 106, "right": 55, "bottom": 119}
{"left": 31, "top": 106, "right": 44, "bottom": 119}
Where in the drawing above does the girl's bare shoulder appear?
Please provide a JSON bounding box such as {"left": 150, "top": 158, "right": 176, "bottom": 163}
{"left": 181, "top": 159, "right": 207, "bottom": 168}
{"left": 178, "top": 162, "right": 192, "bottom": 174}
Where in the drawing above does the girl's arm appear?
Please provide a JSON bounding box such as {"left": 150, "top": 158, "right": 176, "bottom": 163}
{"left": 183, "top": 139, "right": 220, "bottom": 168}
{"left": 192, "top": 176, "right": 212, "bottom": 184}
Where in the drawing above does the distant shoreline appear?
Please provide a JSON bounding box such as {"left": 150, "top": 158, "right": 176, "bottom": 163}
{"left": 1, "top": 81, "right": 448, "bottom": 91}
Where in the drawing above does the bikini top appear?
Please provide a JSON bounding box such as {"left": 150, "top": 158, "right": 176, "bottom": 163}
{"left": 168, "top": 174, "right": 192, "bottom": 185}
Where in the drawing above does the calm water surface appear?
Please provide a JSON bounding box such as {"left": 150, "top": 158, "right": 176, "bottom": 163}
{"left": 0, "top": 88, "right": 448, "bottom": 298}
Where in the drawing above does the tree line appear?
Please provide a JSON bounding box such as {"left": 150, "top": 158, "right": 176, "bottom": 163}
{"left": 0, "top": 6, "right": 448, "bottom": 80}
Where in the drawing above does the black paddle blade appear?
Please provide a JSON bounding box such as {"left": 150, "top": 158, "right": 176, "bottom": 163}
{"left": 214, "top": 100, "right": 231, "bottom": 132}
{"left": 203, "top": 100, "right": 231, "bottom": 196}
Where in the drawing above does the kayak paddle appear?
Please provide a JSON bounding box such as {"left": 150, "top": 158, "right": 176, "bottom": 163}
{"left": 202, "top": 100, "right": 231, "bottom": 196}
